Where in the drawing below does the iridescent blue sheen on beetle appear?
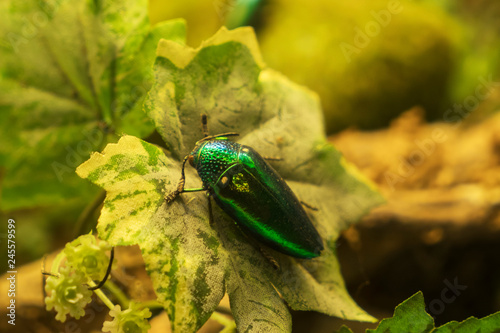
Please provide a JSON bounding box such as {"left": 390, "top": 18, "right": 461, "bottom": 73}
{"left": 167, "top": 117, "right": 324, "bottom": 259}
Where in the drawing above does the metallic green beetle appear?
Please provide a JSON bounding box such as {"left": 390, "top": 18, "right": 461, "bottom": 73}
{"left": 166, "top": 116, "right": 323, "bottom": 259}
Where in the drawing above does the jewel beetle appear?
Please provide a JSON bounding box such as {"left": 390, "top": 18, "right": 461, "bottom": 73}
{"left": 166, "top": 115, "right": 324, "bottom": 259}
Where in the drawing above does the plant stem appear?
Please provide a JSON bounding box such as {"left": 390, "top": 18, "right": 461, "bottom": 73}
{"left": 50, "top": 251, "right": 66, "bottom": 275}
{"left": 104, "top": 280, "right": 130, "bottom": 308}
{"left": 88, "top": 279, "right": 115, "bottom": 310}
{"left": 138, "top": 300, "right": 163, "bottom": 310}
{"left": 73, "top": 190, "right": 106, "bottom": 237}
{"left": 210, "top": 311, "right": 236, "bottom": 332}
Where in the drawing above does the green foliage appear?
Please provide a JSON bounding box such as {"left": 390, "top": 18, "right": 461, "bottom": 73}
{"left": 45, "top": 234, "right": 113, "bottom": 322}
{"left": 103, "top": 303, "right": 152, "bottom": 333}
{"left": 0, "top": 0, "right": 185, "bottom": 210}
{"left": 420, "top": 0, "right": 500, "bottom": 121}
{"left": 64, "top": 233, "right": 112, "bottom": 280}
{"left": 367, "top": 292, "right": 434, "bottom": 333}
{"left": 76, "top": 26, "right": 384, "bottom": 332}
{"left": 45, "top": 234, "right": 153, "bottom": 332}
{"left": 337, "top": 292, "right": 500, "bottom": 333}
{"left": 434, "top": 312, "right": 500, "bottom": 333}
{"left": 44, "top": 265, "right": 93, "bottom": 322}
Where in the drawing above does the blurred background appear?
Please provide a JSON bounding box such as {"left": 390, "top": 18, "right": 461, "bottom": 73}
{"left": 149, "top": 0, "right": 500, "bottom": 132}
{"left": 1, "top": 0, "right": 500, "bottom": 332}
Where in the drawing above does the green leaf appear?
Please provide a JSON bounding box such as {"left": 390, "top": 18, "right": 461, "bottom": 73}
{"left": 76, "top": 135, "right": 227, "bottom": 332}
{"left": 79, "top": 26, "right": 384, "bottom": 332}
{"left": 0, "top": 0, "right": 186, "bottom": 210}
{"left": 434, "top": 312, "right": 500, "bottom": 333}
{"left": 218, "top": 212, "right": 292, "bottom": 332}
{"left": 335, "top": 325, "right": 354, "bottom": 333}
{"left": 144, "top": 26, "right": 381, "bottom": 330}
{"left": 367, "top": 292, "right": 434, "bottom": 333}
{"left": 363, "top": 291, "right": 500, "bottom": 333}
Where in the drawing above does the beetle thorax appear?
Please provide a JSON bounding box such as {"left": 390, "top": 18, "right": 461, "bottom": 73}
{"left": 190, "top": 139, "right": 240, "bottom": 187}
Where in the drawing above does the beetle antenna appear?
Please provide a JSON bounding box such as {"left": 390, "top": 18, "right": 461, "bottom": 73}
{"left": 200, "top": 114, "right": 239, "bottom": 141}
{"left": 201, "top": 132, "right": 240, "bottom": 142}
{"left": 201, "top": 114, "right": 209, "bottom": 137}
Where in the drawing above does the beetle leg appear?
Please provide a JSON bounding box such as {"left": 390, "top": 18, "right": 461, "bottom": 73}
{"left": 259, "top": 247, "right": 280, "bottom": 270}
{"left": 262, "top": 156, "right": 283, "bottom": 161}
{"left": 300, "top": 201, "right": 319, "bottom": 211}
{"left": 166, "top": 155, "right": 190, "bottom": 203}
{"left": 166, "top": 156, "right": 209, "bottom": 203}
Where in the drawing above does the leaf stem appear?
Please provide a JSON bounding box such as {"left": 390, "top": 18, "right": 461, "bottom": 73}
{"left": 88, "top": 279, "right": 115, "bottom": 310}
{"left": 210, "top": 311, "right": 236, "bottom": 332}
{"left": 73, "top": 190, "right": 106, "bottom": 237}
{"left": 50, "top": 251, "right": 66, "bottom": 275}
{"left": 137, "top": 300, "right": 163, "bottom": 310}
{"left": 102, "top": 280, "right": 130, "bottom": 309}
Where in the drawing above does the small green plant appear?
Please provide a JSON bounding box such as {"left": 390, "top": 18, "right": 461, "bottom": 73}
{"left": 102, "top": 303, "right": 152, "bottom": 333}
{"left": 44, "top": 266, "right": 93, "bottom": 322}
{"left": 44, "top": 234, "right": 153, "bottom": 333}
{"left": 337, "top": 292, "right": 500, "bottom": 333}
